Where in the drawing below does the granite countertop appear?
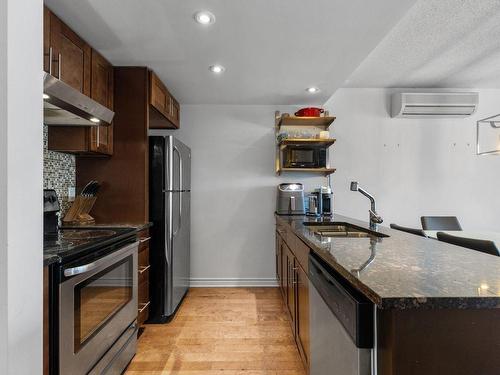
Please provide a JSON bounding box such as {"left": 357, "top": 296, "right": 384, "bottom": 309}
{"left": 277, "top": 214, "right": 500, "bottom": 310}
{"left": 43, "top": 223, "right": 150, "bottom": 267}
{"left": 62, "top": 222, "right": 153, "bottom": 231}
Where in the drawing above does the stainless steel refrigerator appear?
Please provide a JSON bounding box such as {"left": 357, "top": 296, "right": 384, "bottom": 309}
{"left": 149, "top": 135, "right": 191, "bottom": 322}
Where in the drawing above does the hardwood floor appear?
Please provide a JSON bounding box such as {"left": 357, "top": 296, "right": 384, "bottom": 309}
{"left": 125, "top": 287, "right": 306, "bottom": 375}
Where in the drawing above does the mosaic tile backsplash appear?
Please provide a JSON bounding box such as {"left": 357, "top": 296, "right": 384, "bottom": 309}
{"left": 43, "top": 125, "right": 75, "bottom": 215}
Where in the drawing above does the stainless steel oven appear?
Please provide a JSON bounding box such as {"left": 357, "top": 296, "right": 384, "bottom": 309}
{"left": 59, "top": 240, "right": 139, "bottom": 375}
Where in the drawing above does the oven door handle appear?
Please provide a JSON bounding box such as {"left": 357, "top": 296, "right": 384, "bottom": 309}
{"left": 64, "top": 262, "right": 97, "bottom": 277}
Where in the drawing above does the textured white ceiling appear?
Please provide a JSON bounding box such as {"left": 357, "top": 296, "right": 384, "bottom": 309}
{"left": 44, "top": 0, "right": 415, "bottom": 104}
{"left": 346, "top": 0, "right": 500, "bottom": 89}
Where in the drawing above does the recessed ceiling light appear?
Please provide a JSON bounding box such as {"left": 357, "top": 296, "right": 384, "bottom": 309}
{"left": 90, "top": 117, "right": 100, "bottom": 124}
{"left": 209, "top": 65, "right": 225, "bottom": 74}
{"left": 306, "top": 87, "right": 320, "bottom": 94}
{"left": 43, "top": 93, "right": 50, "bottom": 100}
{"left": 194, "top": 11, "right": 215, "bottom": 25}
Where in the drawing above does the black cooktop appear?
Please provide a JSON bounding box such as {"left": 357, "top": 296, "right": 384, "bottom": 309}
{"left": 44, "top": 227, "right": 137, "bottom": 264}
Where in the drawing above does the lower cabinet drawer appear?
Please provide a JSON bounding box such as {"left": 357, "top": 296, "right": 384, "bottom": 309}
{"left": 138, "top": 264, "right": 150, "bottom": 326}
{"left": 138, "top": 246, "right": 149, "bottom": 268}
{"left": 138, "top": 301, "right": 150, "bottom": 326}
{"left": 138, "top": 264, "right": 150, "bottom": 285}
{"left": 138, "top": 277, "right": 149, "bottom": 305}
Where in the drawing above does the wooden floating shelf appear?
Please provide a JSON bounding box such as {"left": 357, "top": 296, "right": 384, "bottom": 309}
{"left": 276, "top": 114, "right": 336, "bottom": 129}
{"left": 279, "top": 138, "right": 336, "bottom": 149}
{"left": 277, "top": 167, "right": 336, "bottom": 176}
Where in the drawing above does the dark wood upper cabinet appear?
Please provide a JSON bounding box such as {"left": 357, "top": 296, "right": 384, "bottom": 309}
{"left": 89, "top": 50, "right": 114, "bottom": 155}
{"left": 149, "top": 71, "right": 180, "bottom": 129}
{"left": 46, "top": 9, "right": 91, "bottom": 96}
{"left": 45, "top": 6, "right": 114, "bottom": 156}
{"left": 43, "top": 7, "right": 51, "bottom": 73}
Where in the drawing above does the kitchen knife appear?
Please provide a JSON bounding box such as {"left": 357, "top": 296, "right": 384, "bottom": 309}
{"left": 88, "top": 181, "right": 100, "bottom": 196}
{"left": 80, "top": 181, "right": 94, "bottom": 197}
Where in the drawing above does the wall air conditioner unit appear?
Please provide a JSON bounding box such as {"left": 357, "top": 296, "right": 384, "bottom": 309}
{"left": 391, "top": 92, "right": 479, "bottom": 118}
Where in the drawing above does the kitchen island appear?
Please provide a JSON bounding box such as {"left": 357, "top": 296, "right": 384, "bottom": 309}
{"left": 276, "top": 214, "right": 500, "bottom": 375}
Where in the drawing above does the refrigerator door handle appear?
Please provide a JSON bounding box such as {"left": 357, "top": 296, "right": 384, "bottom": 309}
{"left": 165, "top": 194, "right": 171, "bottom": 265}
{"left": 174, "top": 146, "right": 183, "bottom": 192}
{"left": 173, "top": 146, "right": 183, "bottom": 237}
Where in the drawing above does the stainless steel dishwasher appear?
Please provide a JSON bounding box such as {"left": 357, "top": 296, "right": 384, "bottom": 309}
{"left": 309, "top": 253, "right": 374, "bottom": 375}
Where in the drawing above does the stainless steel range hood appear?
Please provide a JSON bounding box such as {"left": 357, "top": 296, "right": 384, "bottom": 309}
{"left": 43, "top": 72, "right": 114, "bottom": 127}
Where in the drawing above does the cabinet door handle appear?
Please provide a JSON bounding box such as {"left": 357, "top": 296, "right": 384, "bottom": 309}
{"left": 48, "top": 47, "right": 53, "bottom": 76}
{"left": 139, "top": 265, "right": 150, "bottom": 274}
{"left": 138, "top": 301, "right": 150, "bottom": 314}
{"left": 58, "top": 53, "right": 62, "bottom": 79}
{"left": 140, "top": 236, "right": 151, "bottom": 243}
{"left": 96, "top": 125, "right": 100, "bottom": 146}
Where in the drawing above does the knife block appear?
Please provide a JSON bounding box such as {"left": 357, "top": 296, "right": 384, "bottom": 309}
{"left": 63, "top": 196, "right": 97, "bottom": 226}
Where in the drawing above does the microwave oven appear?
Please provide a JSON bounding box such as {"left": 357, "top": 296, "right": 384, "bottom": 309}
{"left": 283, "top": 147, "right": 327, "bottom": 168}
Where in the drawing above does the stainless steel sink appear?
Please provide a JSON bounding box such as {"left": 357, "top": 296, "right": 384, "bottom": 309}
{"left": 303, "top": 222, "right": 389, "bottom": 238}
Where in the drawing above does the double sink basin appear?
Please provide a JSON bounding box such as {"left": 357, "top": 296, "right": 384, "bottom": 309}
{"left": 303, "top": 222, "right": 389, "bottom": 238}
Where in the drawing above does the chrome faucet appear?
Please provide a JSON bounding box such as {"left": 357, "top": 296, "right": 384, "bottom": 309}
{"left": 350, "top": 181, "right": 383, "bottom": 230}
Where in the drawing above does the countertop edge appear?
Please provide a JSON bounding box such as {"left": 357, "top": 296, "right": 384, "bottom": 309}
{"left": 276, "top": 214, "right": 500, "bottom": 310}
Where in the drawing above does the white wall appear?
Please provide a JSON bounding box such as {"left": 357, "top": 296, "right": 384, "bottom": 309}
{"left": 324, "top": 88, "right": 500, "bottom": 231}
{"left": 165, "top": 105, "right": 325, "bottom": 286}
{"left": 0, "top": 0, "right": 43, "bottom": 374}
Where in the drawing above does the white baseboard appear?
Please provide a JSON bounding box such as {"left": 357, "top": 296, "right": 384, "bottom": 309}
{"left": 189, "top": 278, "right": 278, "bottom": 287}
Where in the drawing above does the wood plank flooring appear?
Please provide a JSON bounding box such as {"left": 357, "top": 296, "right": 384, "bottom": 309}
{"left": 125, "top": 287, "right": 306, "bottom": 375}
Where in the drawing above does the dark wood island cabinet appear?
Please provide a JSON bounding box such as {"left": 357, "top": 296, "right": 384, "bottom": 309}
{"left": 276, "top": 223, "right": 310, "bottom": 371}
{"left": 276, "top": 214, "right": 500, "bottom": 375}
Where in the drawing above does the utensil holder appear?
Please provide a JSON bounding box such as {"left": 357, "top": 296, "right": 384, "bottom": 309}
{"left": 63, "top": 196, "right": 97, "bottom": 226}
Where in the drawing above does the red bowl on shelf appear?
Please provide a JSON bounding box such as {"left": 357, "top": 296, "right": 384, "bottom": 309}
{"left": 294, "top": 107, "right": 324, "bottom": 117}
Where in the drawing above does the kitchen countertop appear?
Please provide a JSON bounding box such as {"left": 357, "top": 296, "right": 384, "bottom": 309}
{"left": 43, "top": 224, "right": 148, "bottom": 267}
{"left": 62, "top": 222, "right": 153, "bottom": 232}
{"left": 276, "top": 214, "right": 500, "bottom": 310}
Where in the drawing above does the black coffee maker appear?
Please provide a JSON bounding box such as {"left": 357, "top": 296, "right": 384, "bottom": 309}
{"left": 44, "top": 189, "right": 60, "bottom": 237}
{"left": 312, "top": 186, "right": 333, "bottom": 216}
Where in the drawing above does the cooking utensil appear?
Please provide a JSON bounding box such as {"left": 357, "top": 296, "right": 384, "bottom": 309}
{"left": 294, "top": 107, "right": 324, "bottom": 117}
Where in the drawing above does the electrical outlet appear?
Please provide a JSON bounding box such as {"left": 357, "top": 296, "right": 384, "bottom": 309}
{"left": 68, "top": 187, "right": 76, "bottom": 202}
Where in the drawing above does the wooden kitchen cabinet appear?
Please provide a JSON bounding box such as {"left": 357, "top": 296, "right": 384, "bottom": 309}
{"left": 275, "top": 223, "right": 310, "bottom": 372}
{"left": 149, "top": 71, "right": 180, "bottom": 129}
{"left": 150, "top": 71, "right": 169, "bottom": 115}
{"left": 284, "top": 244, "right": 296, "bottom": 334}
{"left": 89, "top": 49, "right": 114, "bottom": 155}
{"left": 45, "top": 6, "right": 114, "bottom": 156}
{"left": 77, "top": 67, "right": 151, "bottom": 224}
{"left": 137, "top": 228, "right": 151, "bottom": 326}
{"left": 44, "top": 7, "right": 91, "bottom": 96}
{"left": 295, "top": 262, "right": 310, "bottom": 366}
{"left": 275, "top": 230, "right": 284, "bottom": 296}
